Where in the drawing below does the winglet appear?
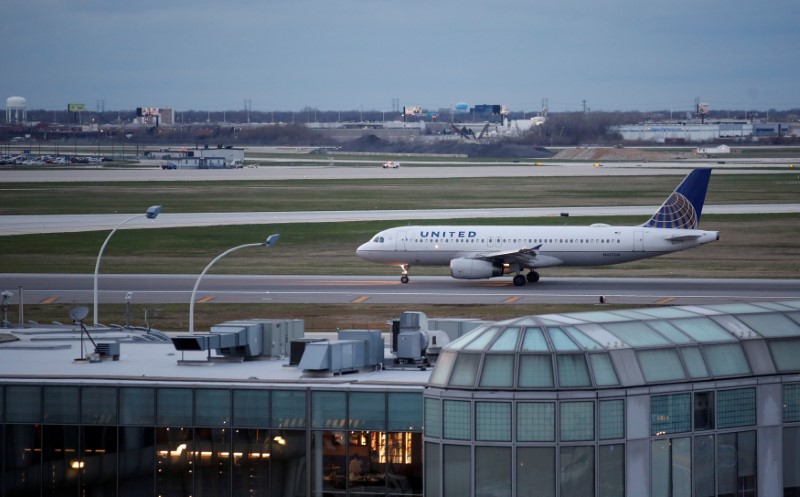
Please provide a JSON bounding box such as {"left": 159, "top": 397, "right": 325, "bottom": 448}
{"left": 642, "top": 169, "right": 712, "bottom": 229}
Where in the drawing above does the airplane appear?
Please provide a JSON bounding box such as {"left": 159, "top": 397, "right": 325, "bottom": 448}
{"left": 356, "top": 168, "right": 719, "bottom": 286}
{"left": 382, "top": 161, "right": 400, "bottom": 169}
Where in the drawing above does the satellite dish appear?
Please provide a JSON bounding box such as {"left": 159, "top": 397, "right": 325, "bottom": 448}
{"left": 69, "top": 306, "right": 89, "bottom": 323}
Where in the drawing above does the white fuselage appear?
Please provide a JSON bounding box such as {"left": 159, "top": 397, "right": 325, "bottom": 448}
{"left": 356, "top": 225, "right": 719, "bottom": 269}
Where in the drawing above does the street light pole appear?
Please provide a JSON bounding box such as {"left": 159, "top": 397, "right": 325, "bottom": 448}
{"left": 93, "top": 205, "right": 161, "bottom": 326}
{"left": 189, "top": 234, "right": 279, "bottom": 334}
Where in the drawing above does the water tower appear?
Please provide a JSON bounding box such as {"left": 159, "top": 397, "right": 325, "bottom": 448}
{"left": 5, "top": 96, "right": 27, "bottom": 123}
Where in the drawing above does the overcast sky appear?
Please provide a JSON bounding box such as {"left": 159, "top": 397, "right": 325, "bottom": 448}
{"left": 2, "top": 0, "right": 798, "bottom": 113}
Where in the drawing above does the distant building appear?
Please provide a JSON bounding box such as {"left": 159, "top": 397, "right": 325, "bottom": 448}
{"left": 155, "top": 144, "right": 245, "bottom": 167}
{"left": 614, "top": 122, "right": 790, "bottom": 143}
{"left": 133, "top": 107, "right": 174, "bottom": 126}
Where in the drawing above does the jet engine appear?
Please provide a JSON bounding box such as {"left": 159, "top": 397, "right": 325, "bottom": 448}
{"left": 450, "top": 258, "right": 503, "bottom": 279}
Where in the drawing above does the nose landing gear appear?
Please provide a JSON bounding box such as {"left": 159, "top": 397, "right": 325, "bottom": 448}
{"left": 400, "top": 264, "right": 410, "bottom": 284}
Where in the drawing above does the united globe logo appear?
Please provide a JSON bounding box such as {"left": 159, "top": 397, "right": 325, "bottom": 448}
{"left": 644, "top": 192, "right": 698, "bottom": 229}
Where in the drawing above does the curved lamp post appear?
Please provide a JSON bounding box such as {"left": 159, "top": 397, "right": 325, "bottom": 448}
{"left": 189, "top": 234, "right": 280, "bottom": 334}
{"left": 93, "top": 205, "right": 161, "bottom": 326}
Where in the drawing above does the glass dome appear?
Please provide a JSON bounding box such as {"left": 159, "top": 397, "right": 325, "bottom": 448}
{"left": 427, "top": 300, "right": 800, "bottom": 390}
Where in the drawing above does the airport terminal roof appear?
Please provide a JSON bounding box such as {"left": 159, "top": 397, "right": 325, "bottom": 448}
{"left": 0, "top": 326, "right": 431, "bottom": 389}
{"left": 428, "top": 300, "right": 800, "bottom": 391}
{"left": 3, "top": 301, "right": 800, "bottom": 391}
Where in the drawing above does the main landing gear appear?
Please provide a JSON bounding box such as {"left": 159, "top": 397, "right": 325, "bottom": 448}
{"left": 400, "top": 264, "right": 410, "bottom": 284}
{"left": 512, "top": 270, "right": 540, "bottom": 287}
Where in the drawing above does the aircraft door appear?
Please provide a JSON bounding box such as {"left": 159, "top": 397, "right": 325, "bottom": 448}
{"left": 634, "top": 230, "right": 644, "bottom": 251}
{"left": 487, "top": 235, "right": 501, "bottom": 249}
{"left": 396, "top": 231, "right": 407, "bottom": 251}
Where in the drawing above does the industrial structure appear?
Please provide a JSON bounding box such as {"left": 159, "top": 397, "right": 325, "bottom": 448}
{"left": 4, "top": 97, "right": 27, "bottom": 124}
{"left": 133, "top": 107, "right": 174, "bottom": 126}
{"left": 2, "top": 301, "right": 800, "bottom": 496}
{"left": 148, "top": 144, "right": 245, "bottom": 168}
{"left": 614, "top": 121, "right": 791, "bottom": 143}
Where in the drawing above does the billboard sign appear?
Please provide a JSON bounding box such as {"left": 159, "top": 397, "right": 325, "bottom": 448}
{"left": 67, "top": 103, "right": 86, "bottom": 112}
{"left": 473, "top": 104, "right": 502, "bottom": 115}
{"left": 137, "top": 107, "right": 161, "bottom": 117}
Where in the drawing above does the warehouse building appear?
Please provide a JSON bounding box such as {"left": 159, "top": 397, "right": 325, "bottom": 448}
{"left": 614, "top": 122, "right": 791, "bottom": 143}
{"left": 2, "top": 301, "right": 800, "bottom": 496}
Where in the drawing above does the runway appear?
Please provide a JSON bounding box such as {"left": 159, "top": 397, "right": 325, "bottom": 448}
{"left": 2, "top": 204, "right": 799, "bottom": 236}
{"left": 2, "top": 273, "right": 798, "bottom": 307}
{"left": 0, "top": 161, "right": 796, "bottom": 183}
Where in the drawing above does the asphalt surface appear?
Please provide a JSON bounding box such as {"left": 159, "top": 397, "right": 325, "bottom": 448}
{"left": 1, "top": 161, "right": 797, "bottom": 183}
{"left": 2, "top": 204, "right": 799, "bottom": 236}
{"left": 2, "top": 273, "right": 798, "bottom": 307}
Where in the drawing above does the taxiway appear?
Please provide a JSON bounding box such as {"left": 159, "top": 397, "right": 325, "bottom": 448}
{"left": 2, "top": 273, "right": 797, "bottom": 308}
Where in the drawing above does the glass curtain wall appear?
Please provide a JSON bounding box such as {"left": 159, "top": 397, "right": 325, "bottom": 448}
{"left": 3, "top": 424, "right": 42, "bottom": 496}
{"left": 651, "top": 437, "right": 691, "bottom": 497}
{"left": 784, "top": 426, "right": 800, "bottom": 497}
{"left": 2, "top": 384, "right": 423, "bottom": 497}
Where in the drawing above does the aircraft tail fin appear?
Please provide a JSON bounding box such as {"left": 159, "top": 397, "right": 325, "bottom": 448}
{"left": 642, "top": 168, "right": 711, "bottom": 229}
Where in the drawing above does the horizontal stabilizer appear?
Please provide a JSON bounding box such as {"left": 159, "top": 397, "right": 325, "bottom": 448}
{"left": 664, "top": 233, "right": 703, "bottom": 242}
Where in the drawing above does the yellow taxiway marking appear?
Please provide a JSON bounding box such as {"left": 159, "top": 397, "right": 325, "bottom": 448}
{"left": 197, "top": 296, "right": 216, "bottom": 303}
{"left": 655, "top": 297, "right": 677, "bottom": 305}
{"left": 40, "top": 296, "right": 60, "bottom": 304}
{"left": 352, "top": 296, "right": 371, "bottom": 303}
{"left": 503, "top": 296, "right": 522, "bottom": 303}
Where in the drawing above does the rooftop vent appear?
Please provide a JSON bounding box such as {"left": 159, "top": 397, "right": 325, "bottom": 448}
{"left": 171, "top": 319, "right": 304, "bottom": 363}
{"left": 298, "top": 330, "right": 384, "bottom": 375}
{"left": 95, "top": 342, "right": 120, "bottom": 361}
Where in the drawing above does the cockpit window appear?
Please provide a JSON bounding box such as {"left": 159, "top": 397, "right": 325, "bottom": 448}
{"left": 372, "top": 236, "right": 385, "bottom": 243}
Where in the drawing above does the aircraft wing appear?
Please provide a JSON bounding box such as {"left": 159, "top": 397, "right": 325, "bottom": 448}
{"left": 482, "top": 244, "right": 542, "bottom": 260}
{"left": 475, "top": 244, "right": 559, "bottom": 267}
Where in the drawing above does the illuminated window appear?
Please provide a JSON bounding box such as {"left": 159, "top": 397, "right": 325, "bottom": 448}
{"left": 651, "top": 393, "right": 691, "bottom": 435}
